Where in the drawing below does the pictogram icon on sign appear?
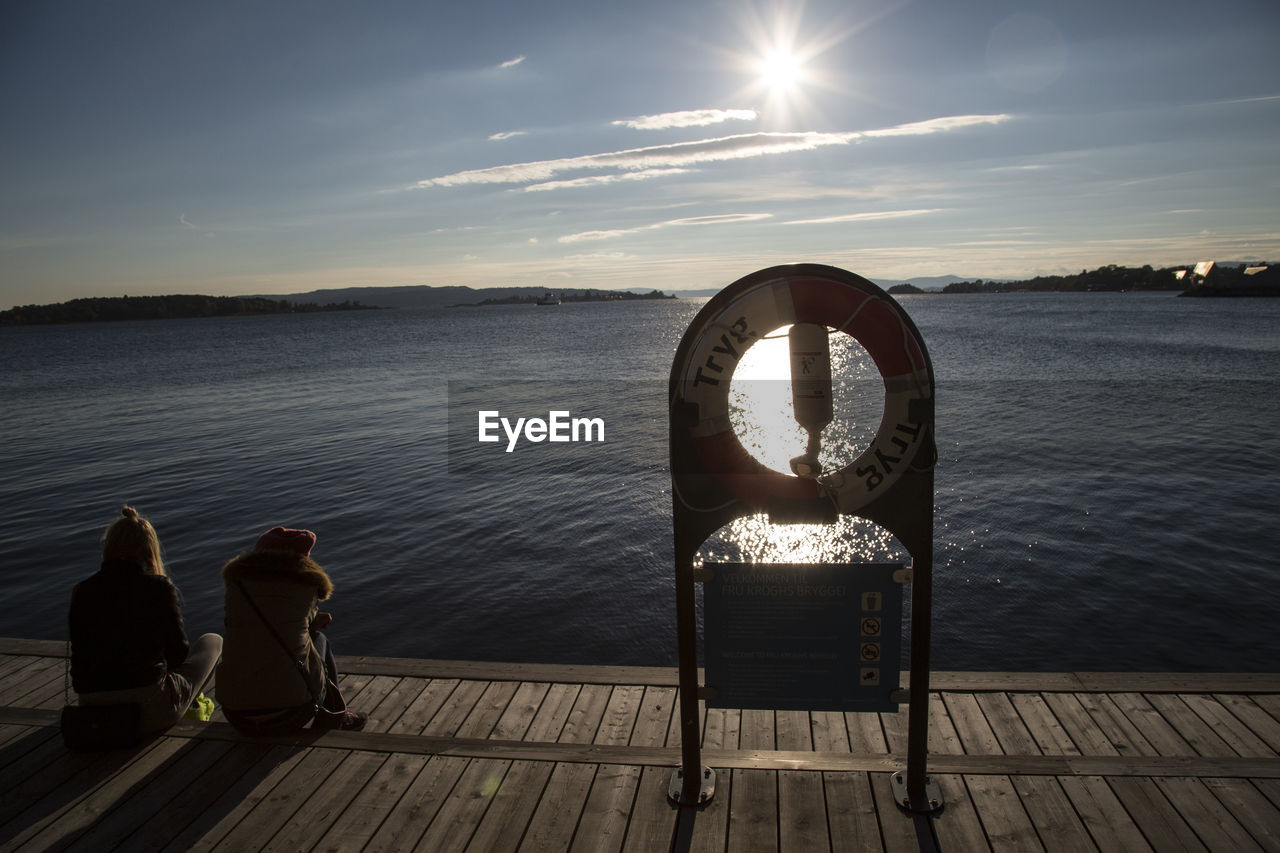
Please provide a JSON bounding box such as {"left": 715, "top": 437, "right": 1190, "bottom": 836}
{"left": 862, "top": 592, "right": 882, "bottom": 612}
{"left": 860, "top": 642, "right": 881, "bottom": 662}
{"left": 861, "top": 668, "right": 881, "bottom": 686}
{"left": 861, "top": 617, "right": 882, "bottom": 637}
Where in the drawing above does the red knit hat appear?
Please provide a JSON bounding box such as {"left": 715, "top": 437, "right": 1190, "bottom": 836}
{"left": 254, "top": 526, "right": 316, "bottom": 556}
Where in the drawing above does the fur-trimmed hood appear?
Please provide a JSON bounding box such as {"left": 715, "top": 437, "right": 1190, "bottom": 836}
{"left": 221, "top": 550, "right": 334, "bottom": 601}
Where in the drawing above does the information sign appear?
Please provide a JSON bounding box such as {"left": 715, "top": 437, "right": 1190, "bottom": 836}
{"left": 703, "top": 562, "right": 904, "bottom": 712}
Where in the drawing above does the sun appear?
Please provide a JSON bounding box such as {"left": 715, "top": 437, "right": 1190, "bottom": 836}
{"left": 758, "top": 48, "right": 806, "bottom": 93}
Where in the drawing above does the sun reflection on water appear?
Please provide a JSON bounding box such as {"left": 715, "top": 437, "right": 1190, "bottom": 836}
{"left": 697, "top": 324, "right": 909, "bottom": 565}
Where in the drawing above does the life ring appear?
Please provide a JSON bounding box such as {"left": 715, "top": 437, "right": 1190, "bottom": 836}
{"left": 672, "top": 265, "right": 933, "bottom": 515}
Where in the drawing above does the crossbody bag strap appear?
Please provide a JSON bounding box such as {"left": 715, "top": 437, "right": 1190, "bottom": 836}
{"left": 234, "top": 580, "right": 320, "bottom": 704}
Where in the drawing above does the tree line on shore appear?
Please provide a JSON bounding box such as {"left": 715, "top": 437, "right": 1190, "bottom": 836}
{"left": 0, "top": 294, "right": 376, "bottom": 326}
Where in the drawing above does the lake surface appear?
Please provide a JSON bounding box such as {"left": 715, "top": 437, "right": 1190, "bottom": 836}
{"left": 2, "top": 290, "right": 1277, "bottom": 671}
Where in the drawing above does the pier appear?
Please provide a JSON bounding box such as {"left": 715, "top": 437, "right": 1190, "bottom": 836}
{"left": 2, "top": 638, "right": 1278, "bottom": 851}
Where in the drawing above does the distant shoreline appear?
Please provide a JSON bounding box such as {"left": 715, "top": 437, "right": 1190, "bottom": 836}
{"left": 0, "top": 294, "right": 378, "bottom": 326}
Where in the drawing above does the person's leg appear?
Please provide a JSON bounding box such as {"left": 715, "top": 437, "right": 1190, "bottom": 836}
{"left": 311, "top": 630, "right": 345, "bottom": 711}
{"left": 168, "top": 633, "right": 223, "bottom": 719}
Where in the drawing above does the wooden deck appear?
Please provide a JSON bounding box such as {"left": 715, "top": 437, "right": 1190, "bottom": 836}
{"left": 2, "top": 638, "right": 1278, "bottom": 852}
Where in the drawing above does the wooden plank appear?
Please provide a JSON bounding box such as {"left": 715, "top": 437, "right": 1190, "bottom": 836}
{"left": 312, "top": 753, "right": 432, "bottom": 853}
{"left": 630, "top": 686, "right": 677, "bottom": 748}
{"left": 823, "top": 771, "right": 884, "bottom": 853}
{"left": 778, "top": 768, "right": 830, "bottom": 852}
{"left": 1213, "top": 694, "right": 1280, "bottom": 752}
{"left": 727, "top": 769, "right": 778, "bottom": 853}
{"left": 361, "top": 755, "right": 470, "bottom": 853}
{"left": 1009, "top": 693, "right": 1081, "bottom": 756}
{"left": 1042, "top": 693, "right": 1120, "bottom": 756}
{"left": 1201, "top": 778, "right": 1280, "bottom": 850}
{"left": 1056, "top": 776, "right": 1153, "bottom": 852}
{"left": 1154, "top": 776, "right": 1264, "bottom": 852}
{"left": 1106, "top": 777, "right": 1209, "bottom": 852}
{"left": 975, "top": 692, "right": 1039, "bottom": 755}
{"left": 5, "top": 735, "right": 190, "bottom": 850}
{"left": 455, "top": 680, "right": 521, "bottom": 739}
{"left": 490, "top": 682, "right": 551, "bottom": 742}
{"left": 262, "top": 750, "right": 387, "bottom": 852}
{"left": 465, "top": 759, "right": 556, "bottom": 853}
{"left": 517, "top": 763, "right": 597, "bottom": 853}
{"left": 387, "top": 678, "right": 460, "bottom": 735}
{"left": 596, "top": 685, "right": 645, "bottom": 746}
{"left": 930, "top": 773, "right": 992, "bottom": 853}
{"left": 844, "top": 709, "right": 889, "bottom": 754}
{"left": 424, "top": 680, "right": 492, "bottom": 737}
{"left": 810, "top": 711, "right": 849, "bottom": 753}
{"left": 1180, "top": 694, "right": 1277, "bottom": 757}
{"left": 1145, "top": 694, "right": 1237, "bottom": 757}
{"left": 411, "top": 758, "right": 511, "bottom": 853}
{"left": 366, "top": 675, "right": 432, "bottom": 732}
{"left": 60, "top": 738, "right": 237, "bottom": 851}
{"left": 943, "top": 692, "right": 1001, "bottom": 754}
{"left": 1010, "top": 776, "right": 1099, "bottom": 852}
{"left": 1076, "top": 692, "right": 1157, "bottom": 757}
{"left": 569, "top": 763, "right": 641, "bottom": 853}
{"left": 621, "top": 765, "right": 680, "bottom": 853}
{"left": 203, "top": 746, "right": 350, "bottom": 851}
{"left": 182, "top": 744, "right": 311, "bottom": 849}
{"left": 559, "top": 683, "right": 611, "bottom": 744}
{"left": 964, "top": 774, "right": 1045, "bottom": 851}
{"left": 521, "top": 683, "right": 580, "bottom": 743}
{"left": 868, "top": 772, "right": 930, "bottom": 853}
{"left": 1106, "top": 693, "right": 1193, "bottom": 756}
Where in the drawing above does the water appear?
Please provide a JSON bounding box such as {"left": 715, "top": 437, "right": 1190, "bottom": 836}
{"left": 2, "top": 291, "right": 1277, "bottom": 671}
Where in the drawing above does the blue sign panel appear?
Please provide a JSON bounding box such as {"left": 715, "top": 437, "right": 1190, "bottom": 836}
{"left": 703, "top": 563, "right": 904, "bottom": 712}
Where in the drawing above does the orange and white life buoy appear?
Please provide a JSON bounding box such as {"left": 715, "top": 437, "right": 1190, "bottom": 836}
{"left": 672, "top": 266, "right": 933, "bottom": 515}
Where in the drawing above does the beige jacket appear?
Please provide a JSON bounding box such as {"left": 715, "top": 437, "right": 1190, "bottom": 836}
{"left": 218, "top": 550, "right": 334, "bottom": 711}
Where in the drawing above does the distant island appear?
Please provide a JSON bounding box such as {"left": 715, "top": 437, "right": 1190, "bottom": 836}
{"left": 458, "top": 288, "right": 677, "bottom": 307}
{"left": 902, "top": 262, "right": 1277, "bottom": 296}
{"left": 0, "top": 294, "right": 377, "bottom": 326}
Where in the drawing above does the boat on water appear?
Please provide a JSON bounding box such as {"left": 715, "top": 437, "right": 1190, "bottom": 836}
{"left": 536, "top": 291, "right": 561, "bottom": 305}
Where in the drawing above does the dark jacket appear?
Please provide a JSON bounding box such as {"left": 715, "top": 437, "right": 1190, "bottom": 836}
{"left": 68, "top": 559, "right": 189, "bottom": 693}
{"left": 218, "top": 550, "right": 333, "bottom": 710}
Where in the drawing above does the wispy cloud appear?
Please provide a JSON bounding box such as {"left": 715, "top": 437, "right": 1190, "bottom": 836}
{"left": 859, "top": 114, "right": 1011, "bottom": 138}
{"left": 179, "top": 213, "right": 197, "bottom": 229}
{"left": 558, "top": 213, "right": 772, "bottom": 243}
{"left": 782, "top": 209, "right": 941, "bottom": 225}
{"left": 415, "top": 114, "right": 1011, "bottom": 191}
{"left": 523, "top": 168, "right": 693, "bottom": 192}
{"left": 613, "top": 109, "right": 758, "bottom": 130}
{"left": 489, "top": 130, "right": 527, "bottom": 141}
{"left": 498, "top": 55, "right": 526, "bottom": 69}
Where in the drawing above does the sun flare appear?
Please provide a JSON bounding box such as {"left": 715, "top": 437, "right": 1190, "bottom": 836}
{"left": 758, "top": 49, "right": 805, "bottom": 93}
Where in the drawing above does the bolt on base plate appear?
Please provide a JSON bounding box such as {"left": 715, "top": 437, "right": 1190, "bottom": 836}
{"left": 668, "top": 765, "right": 716, "bottom": 805}
{"left": 891, "top": 770, "right": 943, "bottom": 814}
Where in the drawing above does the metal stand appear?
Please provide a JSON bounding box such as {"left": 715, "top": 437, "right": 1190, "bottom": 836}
{"left": 665, "top": 264, "right": 941, "bottom": 810}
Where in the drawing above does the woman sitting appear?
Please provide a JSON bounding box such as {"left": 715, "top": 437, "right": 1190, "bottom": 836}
{"left": 68, "top": 506, "right": 223, "bottom": 733}
{"left": 218, "top": 526, "right": 366, "bottom": 734}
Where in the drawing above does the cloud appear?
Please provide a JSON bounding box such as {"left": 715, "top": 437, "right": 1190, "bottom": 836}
{"left": 489, "top": 130, "right": 528, "bottom": 141}
{"left": 782, "top": 209, "right": 941, "bottom": 225}
{"left": 417, "top": 132, "right": 860, "bottom": 188}
{"left": 179, "top": 213, "right": 197, "bottom": 229}
{"left": 523, "top": 168, "right": 693, "bottom": 192}
{"left": 498, "top": 55, "right": 526, "bottom": 69}
{"left": 558, "top": 212, "right": 772, "bottom": 243}
{"left": 859, "top": 114, "right": 1012, "bottom": 138}
{"left": 415, "top": 114, "right": 1012, "bottom": 190}
{"left": 613, "top": 109, "right": 758, "bottom": 130}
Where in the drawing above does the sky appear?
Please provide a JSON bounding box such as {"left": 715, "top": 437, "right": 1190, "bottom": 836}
{"left": 2, "top": 0, "right": 1278, "bottom": 307}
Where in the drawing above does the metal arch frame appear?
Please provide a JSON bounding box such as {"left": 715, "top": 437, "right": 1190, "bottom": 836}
{"left": 667, "top": 264, "right": 940, "bottom": 811}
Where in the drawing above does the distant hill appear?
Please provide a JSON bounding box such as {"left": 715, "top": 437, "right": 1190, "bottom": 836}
{"left": 255, "top": 285, "right": 674, "bottom": 309}
{"left": 0, "top": 294, "right": 375, "bottom": 326}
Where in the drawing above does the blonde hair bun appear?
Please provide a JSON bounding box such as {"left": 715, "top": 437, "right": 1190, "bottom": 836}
{"left": 121, "top": 505, "right": 140, "bottom": 520}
